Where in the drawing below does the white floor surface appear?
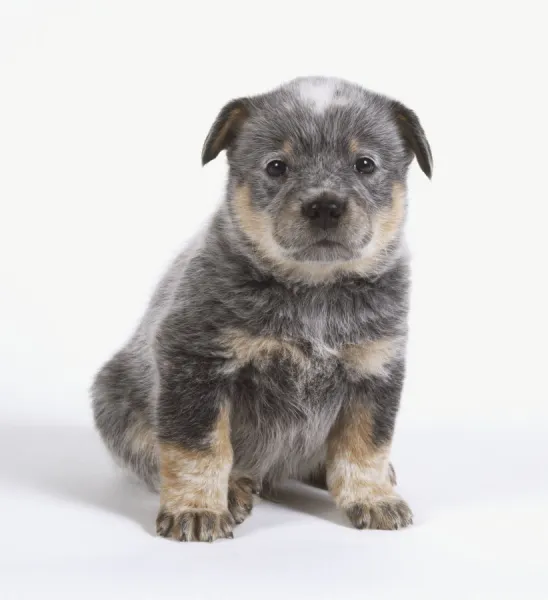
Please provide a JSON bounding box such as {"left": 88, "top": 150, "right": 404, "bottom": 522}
{"left": 1, "top": 419, "right": 546, "bottom": 600}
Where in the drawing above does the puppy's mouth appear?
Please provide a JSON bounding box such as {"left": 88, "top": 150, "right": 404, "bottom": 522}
{"left": 312, "top": 240, "right": 344, "bottom": 248}
{"left": 291, "top": 239, "right": 354, "bottom": 262}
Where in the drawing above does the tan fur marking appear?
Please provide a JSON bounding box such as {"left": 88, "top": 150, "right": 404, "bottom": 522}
{"left": 375, "top": 182, "right": 406, "bottom": 246}
{"left": 233, "top": 183, "right": 407, "bottom": 285}
{"left": 282, "top": 140, "right": 293, "bottom": 156}
{"left": 219, "top": 327, "right": 308, "bottom": 370}
{"left": 349, "top": 139, "right": 359, "bottom": 154}
{"left": 341, "top": 336, "right": 404, "bottom": 379}
{"left": 159, "top": 404, "right": 233, "bottom": 514}
{"left": 210, "top": 108, "right": 244, "bottom": 156}
{"left": 126, "top": 418, "right": 158, "bottom": 458}
{"left": 233, "top": 183, "right": 271, "bottom": 245}
{"left": 327, "top": 405, "right": 394, "bottom": 508}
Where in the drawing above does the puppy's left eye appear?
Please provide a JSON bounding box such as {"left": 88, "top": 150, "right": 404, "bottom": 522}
{"left": 354, "top": 157, "right": 376, "bottom": 175}
{"left": 266, "top": 160, "right": 288, "bottom": 177}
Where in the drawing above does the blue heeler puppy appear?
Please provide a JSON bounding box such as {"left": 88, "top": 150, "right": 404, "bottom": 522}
{"left": 92, "top": 76, "right": 432, "bottom": 542}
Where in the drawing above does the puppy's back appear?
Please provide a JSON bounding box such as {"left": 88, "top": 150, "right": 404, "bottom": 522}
{"left": 91, "top": 230, "right": 207, "bottom": 488}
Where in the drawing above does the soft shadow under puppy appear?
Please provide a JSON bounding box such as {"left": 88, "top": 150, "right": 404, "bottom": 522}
{"left": 0, "top": 423, "right": 157, "bottom": 535}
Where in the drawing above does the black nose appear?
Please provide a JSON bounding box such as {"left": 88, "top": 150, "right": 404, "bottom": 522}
{"left": 301, "top": 193, "right": 347, "bottom": 229}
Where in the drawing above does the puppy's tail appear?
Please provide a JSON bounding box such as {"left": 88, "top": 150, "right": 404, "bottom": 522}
{"left": 91, "top": 350, "right": 159, "bottom": 491}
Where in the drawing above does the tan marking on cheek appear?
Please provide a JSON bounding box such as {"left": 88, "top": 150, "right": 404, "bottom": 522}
{"left": 233, "top": 184, "right": 272, "bottom": 245}
{"left": 326, "top": 405, "right": 393, "bottom": 508}
{"left": 233, "top": 184, "right": 315, "bottom": 278}
{"left": 349, "top": 139, "right": 360, "bottom": 154}
{"left": 219, "top": 327, "right": 309, "bottom": 371}
{"left": 159, "top": 405, "right": 233, "bottom": 513}
{"left": 341, "top": 336, "right": 404, "bottom": 379}
{"left": 374, "top": 182, "right": 407, "bottom": 248}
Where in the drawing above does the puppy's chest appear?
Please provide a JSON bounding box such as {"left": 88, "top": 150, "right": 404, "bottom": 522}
{"left": 222, "top": 320, "right": 340, "bottom": 389}
{"left": 224, "top": 325, "right": 342, "bottom": 445}
{"left": 221, "top": 301, "right": 402, "bottom": 405}
{"left": 223, "top": 305, "right": 346, "bottom": 380}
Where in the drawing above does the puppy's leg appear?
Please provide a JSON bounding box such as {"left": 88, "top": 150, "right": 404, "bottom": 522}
{"left": 155, "top": 346, "right": 236, "bottom": 543}
{"left": 304, "top": 464, "right": 328, "bottom": 489}
{"left": 228, "top": 473, "right": 254, "bottom": 524}
{"left": 327, "top": 379, "right": 412, "bottom": 530}
{"left": 156, "top": 402, "right": 234, "bottom": 542}
{"left": 303, "top": 461, "right": 396, "bottom": 489}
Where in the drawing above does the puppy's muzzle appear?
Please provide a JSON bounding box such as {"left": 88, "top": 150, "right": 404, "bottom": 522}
{"left": 301, "top": 192, "right": 347, "bottom": 230}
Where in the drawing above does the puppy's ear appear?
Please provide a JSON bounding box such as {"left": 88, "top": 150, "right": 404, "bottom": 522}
{"left": 392, "top": 102, "right": 433, "bottom": 179}
{"left": 201, "top": 98, "right": 250, "bottom": 165}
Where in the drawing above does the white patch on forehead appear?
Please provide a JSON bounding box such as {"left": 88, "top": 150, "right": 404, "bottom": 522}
{"left": 297, "top": 78, "right": 349, "bottom": 113}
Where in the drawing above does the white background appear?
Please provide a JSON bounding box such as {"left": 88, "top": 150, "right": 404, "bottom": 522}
{"left": 1, "top": 1, "right": 547, "bottom": 598}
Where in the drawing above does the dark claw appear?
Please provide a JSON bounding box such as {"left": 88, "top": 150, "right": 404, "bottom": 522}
{"left": 156, "top": 511, "right": 174, "bottom": 537}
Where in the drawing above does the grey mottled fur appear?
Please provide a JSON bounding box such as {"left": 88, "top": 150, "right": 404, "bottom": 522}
{"left": 92, "top": 76, "right": 431, "bottom": 509}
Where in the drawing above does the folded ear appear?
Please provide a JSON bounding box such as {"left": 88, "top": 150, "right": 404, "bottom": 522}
{"left": 201, "top": 98, "right": 250, "bottom": 165}
{"left": 392, "top": 101, "right": 433, "bottom": 179}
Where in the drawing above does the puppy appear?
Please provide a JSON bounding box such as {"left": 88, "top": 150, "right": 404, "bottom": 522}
{"left": 92, "top": 76, "right": 432, "bottom": 542}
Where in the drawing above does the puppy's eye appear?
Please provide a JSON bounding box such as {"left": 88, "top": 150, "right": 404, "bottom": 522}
{"left": 354, "top": 157, "right": 376, "bottom": 175}
{"left": 266, "top": 160, "right": 288, "bottom": 177}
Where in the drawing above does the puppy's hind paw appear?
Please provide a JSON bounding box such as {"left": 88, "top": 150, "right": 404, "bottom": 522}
{"left": 228, "top": 476, "right": 254, "bottom": 525}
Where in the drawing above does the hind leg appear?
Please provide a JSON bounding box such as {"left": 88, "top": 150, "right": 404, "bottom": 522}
{"left": 92, "top": 350, "right": 159, "bottom": 489}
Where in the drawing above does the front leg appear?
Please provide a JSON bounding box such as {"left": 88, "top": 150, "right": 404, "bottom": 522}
{"left": 327, "top": 369, "right": 413, "bottom": 530}
{"left": 155, "top": 354, "right": 235, "bottom": 542}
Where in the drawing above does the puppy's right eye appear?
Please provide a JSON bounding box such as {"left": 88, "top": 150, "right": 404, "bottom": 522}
{"left": 354, "top": 157, "right": 376, "bottom": 175}
{"left": 266, "top": 160, "right": 287, "bottom": 177}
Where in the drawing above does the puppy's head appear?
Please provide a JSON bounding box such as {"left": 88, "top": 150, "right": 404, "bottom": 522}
{"left": 202, "top": 77, "right": 432, "bottom": 280}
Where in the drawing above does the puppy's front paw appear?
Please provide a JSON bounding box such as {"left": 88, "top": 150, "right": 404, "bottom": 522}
{"left": 156, "top": 508, "right": 234, "bottom": 542}
{"left": 228, "top": 476, "right": 254, "bottom": 524}
{"left": 346, "top": 495, "right": 413, "bottom": 530}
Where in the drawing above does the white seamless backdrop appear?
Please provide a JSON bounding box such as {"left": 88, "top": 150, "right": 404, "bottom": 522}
{"left": 1, "top": 2, "right": 547, "bottom": 599}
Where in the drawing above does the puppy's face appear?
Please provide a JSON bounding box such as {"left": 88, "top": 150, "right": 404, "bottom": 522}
{"left": 202, "top": 77, "right": 432, "bottom": 270}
